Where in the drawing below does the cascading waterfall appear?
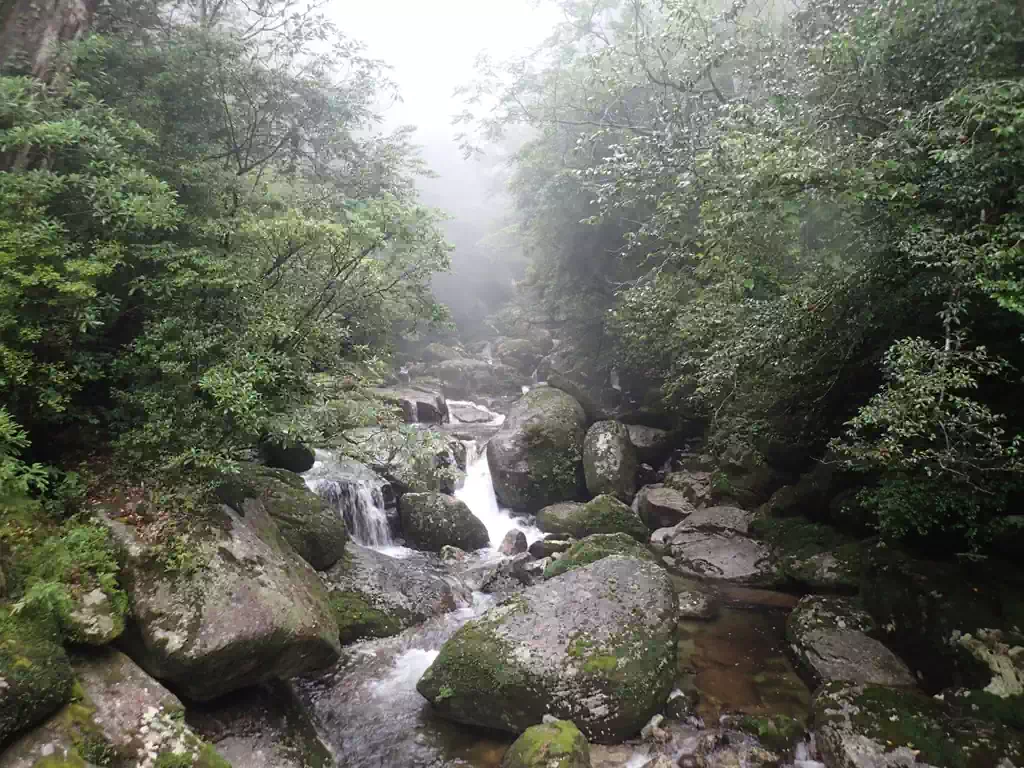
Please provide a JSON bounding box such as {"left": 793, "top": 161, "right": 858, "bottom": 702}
{"left": 303, "top": 449, "right": 394, "bottom": 548}
{"left": 455, "top": 439, "right": 542, "bottom": 550}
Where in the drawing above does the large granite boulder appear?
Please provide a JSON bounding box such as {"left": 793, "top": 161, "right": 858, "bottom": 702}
{"left": 321, "top": 544, "right": 460, "bottom": 644}
{"left": 625, "top": 426, "right": 673, "bottom": 466}
{"left": 583, "top": 421, "right": 638, "bottom": 503}
{"left": 786, "top": 596, "right": 916, "bottom": 689}
{"left": 543, "top": 533, "right": 657, "bottom": 579}
{"left": 372, "top": 385, "right": 448, "bottom": 424}
{"left": 749, "top": 516, "right": 862, "bottom": 593}
{"left": 0, "top": 610, "right": 73, "bottom": 746}
{"left": 486, "top": 387, "right": 586, "bottom": 512}
{"left": 536, "top": 495, "right": 648, "bottom": 542}
{"left": 651, "top": 507, "right": 775, "bottom": 584}
{"left": 218, "top": 464, "right": 348, "bottom": 571}
{"left": 417, "top": 556, "right": 678, "bottom": 743}
{"left": 0, "top": 647, "right": 230, "bottom": 768}
{"left": 102, "top": 503, "right": 340, "bottom": 701}
{"left": 422, "top": 342, "right": 464, "bottom": 363}
{"left": 813, "top": 681, "right": 1024, "bottom": 768}
{"left": 431, "top": 358, "right": 523, "bottom": 399}
{"left": 501, "top": 719, "right": 591, "bottom": 768}
{"left": 635, "top": 485, "right": 694, "bottom": 531}
{"left": 399, "top": 492, "right": 489, "bottom": 552}
{"left": 495, "top": 338, "right": 546, "bottom": 376}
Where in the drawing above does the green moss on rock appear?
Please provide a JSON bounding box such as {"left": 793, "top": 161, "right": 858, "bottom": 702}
{"left": 544, "top": 533, "right": 656, "bottom": 579}
{"left": 399, "top": 492, "right": 489, "bottom": 552}
{"left": 500, "top": 719, "right": 591, "bottom": 768}
{"left": 750, "top": 516, "right": 862, "bottom": 593}
{"left": 0, "top": 608, "right": 74, "bottom": 744}
{"left": 328, "top": 590, "right": 404, "bottom": 644}
{"left": 736, "top": 714, "right": 805, "bottom": 754}
{"left": 536, "top": 496, "right": 648, "bottom": 542}
{"left": 814, "top": 681, "right": 1024, "bottom": 768}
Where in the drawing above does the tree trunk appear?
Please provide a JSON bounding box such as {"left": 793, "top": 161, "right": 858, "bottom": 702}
{"left": 0, "top": 0, "right": 98, "bottom": 79}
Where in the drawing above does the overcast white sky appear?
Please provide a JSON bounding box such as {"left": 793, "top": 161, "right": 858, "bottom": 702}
{"left": 331, "top": 0, "right": 557, "bottom": 154}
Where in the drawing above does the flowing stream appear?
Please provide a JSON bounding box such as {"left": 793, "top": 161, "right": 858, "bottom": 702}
{"left": 292, "top": 399, "right": 821, "bottom": 768}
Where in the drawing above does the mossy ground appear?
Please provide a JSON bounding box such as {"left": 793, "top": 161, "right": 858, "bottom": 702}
{"left": 544, "top": 533, "right": 656, "bottom": 578}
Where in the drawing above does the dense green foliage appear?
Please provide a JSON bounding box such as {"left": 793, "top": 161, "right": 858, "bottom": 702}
{"left": 464, "top": 0, "right": 1024, "bottom": 547}
{"left": 1, "top": 0, "right": 450, "bottom": 486}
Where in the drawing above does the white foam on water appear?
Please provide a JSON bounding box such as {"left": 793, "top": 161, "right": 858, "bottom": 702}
{"left": 370, "top": 648, "right": 440, "bottom": 698}
{"left": 455, "top": 439, "right": 543, "bottom": 551}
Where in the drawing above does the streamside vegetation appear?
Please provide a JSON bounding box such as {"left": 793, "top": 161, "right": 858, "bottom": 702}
{"left": 464, "top": 0, "right": 1024, "bottom": 551}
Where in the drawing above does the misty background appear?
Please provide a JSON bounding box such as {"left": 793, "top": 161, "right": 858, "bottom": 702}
{"left": 335, "top": 1, "right": 558, "bottom": 339}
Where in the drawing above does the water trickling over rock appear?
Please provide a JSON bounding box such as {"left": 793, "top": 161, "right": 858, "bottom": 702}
{"left": 303, "top": 450, "right": 396, "bottom": 548}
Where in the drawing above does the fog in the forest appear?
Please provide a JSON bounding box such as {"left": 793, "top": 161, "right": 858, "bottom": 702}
{"left": 333, "top": 1, "right": 558, "bottom": 336}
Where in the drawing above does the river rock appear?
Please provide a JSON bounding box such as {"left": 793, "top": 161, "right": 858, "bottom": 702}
{"left": 677, "top": 588, "right": 716, "bottom": 620}
{"left": 187, "top": 680, "right": 332, "bottom": 768}
{"left": 0, "top": 647, "right": 229, "bottom": 768}
{"left": 625, "top": 426, "right": 673, "bottom": 465}
{"left": 495, "top": 338, "right": 546, "bottom": 377}
{"left": 528, "top": 534, "right": 576, "bottom": 559}
{"left": 663, "top": 471, "right": 715, "bottom": 508}
{"left": 102, "top": 503, "right": 340, "bottom": 701}
{"left": 537, "top": 495, "right": 648, "bottom": 542}
{"left": 499, "top": 529, "right": 528, "bottom": 555}
{"left": 812, "top": 680, "right": 1024, "bottom": 768}
{"left": 218, "top": 464, "right": 348, "bottom": 571}
{"left": 417, "top": 556, "right": 678, "bottom": 743}
{"left": 636, "top": 485, "right": 694, "bottom": 530}
{"left": 583, "top": 421, "right": 638, "bottom": 503}
{"left": 400, "top": 492, "right": 489, "bottom": 552}
{"left": 501, "top": 719, "right": 591, "bottom": 768}
{"left": 431, "top": 358, "right": 523, "bottom": 399}
{"left": 449, "top": 401, "right": 498, "bottom": 424}
{"left": 322, "top": 544, "right": 460, "bottom": 644}
{"left": 0, "top": 610, "right": 73, "bottom": 745}
{"left": 544, "top": 533, "right": 657, "bottom": 579}
{"left": 486, "top": 387, "right": 587, "bottom": 512}
{"left": 422, "top": 342, "right": 464, "bottom": 363}
{"left": 787, "top": 596, "right": 916, "bottom": 690}
{"left": 749, "top": 516, "right": 862, "bottom": 593}
{"left": 650, "top": 507, "right": 775, "bottom": 584}
{"left": 372, "top": 385, "right": 449, "bottom": 423}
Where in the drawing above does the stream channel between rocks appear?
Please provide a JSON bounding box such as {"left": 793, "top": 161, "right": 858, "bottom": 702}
{"left": 243, "top": 400, "right": 817, "bottom": 768}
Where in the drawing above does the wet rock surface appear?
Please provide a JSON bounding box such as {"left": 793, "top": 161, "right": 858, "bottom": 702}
{"left": 486, "top": 387, "right": 587, "bottom": 512}
{"left": 652, "top": 507, "right": 775, "bottom": 584}
{"left": 0, "top": 647, "right": 228, "bottom": 768}
{"left": 102, "top": 503, "right": 341, "bottom": 701}
{"left": 536, "top": 495, "right": 648, "bottom": 542}
{"left": 400, "top": 492, "right": 490, "bottom": 552}
{"left": 417, "top": 556, "right": 678, "bottom": 743}
{"left": 543, "top": 532, "right": 658, "bottom": 579}
{"left": 625, "top": 425, "right": 673, "bottom": 465}
{"left": 500, "top": 718, "right": 591, "bottom": 768}
{"left": 372, "top": 385, "right": 449, "bottom": 424}
{"left": 786, "top": 596, "right": 916, "bottom": 689}
{"left": 322, "top": 543, "right": 461, "bottom": 643}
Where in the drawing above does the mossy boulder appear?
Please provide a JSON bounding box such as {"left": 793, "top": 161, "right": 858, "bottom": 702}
{"left": 371, "top": 385, "right": 448, "bottom": 424}
{"left": 812, "top": 681, "right": 1024, "bottom": 768}
{"left": 536, "top": 495, "right": 648, "bottom": 542}
{"left": 0, "top": 609, "right": 74, "bottom": 745}
{"left": 528, "top": 535, "right": 576, "bottom": 559}
{"left": 417, "top": 556, "right": 678, "bottom": 743}
{"left": 430, "top": 358, "right": 523, "bottom": 399}
{"left": 422, "top": 342, "right": 463, "bottom": 363}
{"left": 399, "top": 492, "right": 489, "bottom": 552}
{"left": 217, "top": 464, "right": 348, "bottom": 571}
{"left": 501, "top": 719, "right": 591, "bottom": 768}
{"left": 321, "top": 543, "right": 459, "bottom": 645}
{"left": 486, "top": 388, "right": 587, "bottom": 512}
{"left": 749, "top": 516, "right": 862, "bottom": 593}
{"left": 495, "top": 338, "right": 546, "bottom": 377}
{"left": 860, "top": 545, "right": 1024, "bottom": 692}
{"left": 786, "top": 596, "right": 916, "bottom": 690}
{"left": 0, "top": 647, "right": 232, "bottom": 768}
{"left": 100, "top": 501, "right": 340, "bottom": 701}
{"left": 544, "top": 533, "right": 656, "bottom": 579}
{"left": 259, "top": 440, "right": 315, "bottom": 473}
{"left": 582, "top": 421, "right": 638, "bottom": 503}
